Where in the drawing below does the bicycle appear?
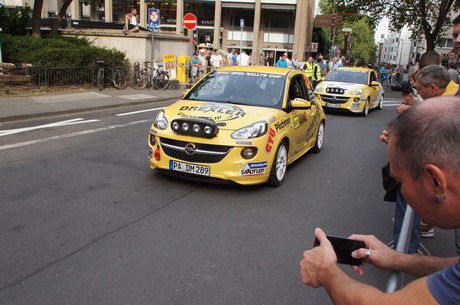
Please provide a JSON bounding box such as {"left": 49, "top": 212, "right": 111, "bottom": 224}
{"left": 96, "top": 59, "right": 127, "bottom": 91}
{"left": 128, "top": 61, "right": 170, "bottom": 90}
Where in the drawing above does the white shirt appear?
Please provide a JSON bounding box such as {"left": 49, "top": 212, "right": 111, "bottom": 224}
{"left": 237, "top": 53, "right": 250, "bottom": 66}
{"left": 210, "top": 54, "right": 223, "bottom": 68}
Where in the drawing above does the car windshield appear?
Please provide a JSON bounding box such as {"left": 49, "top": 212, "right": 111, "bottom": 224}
{"left": 325, "top": 70, "right": 369, "bottom": 85}
{"left": 184, "top": 71, "right": 286, "bottom": 109}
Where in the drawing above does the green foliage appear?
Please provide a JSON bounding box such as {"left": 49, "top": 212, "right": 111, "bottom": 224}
{"left": 0, "top": 34, "right": 129, "bottom": 69}
{"left": 0, "top": 4, "right": 32, "bottom": 35}
{"left": 336, "top": 17, "right": 377, "bottom": 65}
{"left": 316, "top": 0, "right": 377, "bottom": 64}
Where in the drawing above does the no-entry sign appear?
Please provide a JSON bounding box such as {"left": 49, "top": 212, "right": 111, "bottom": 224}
{"left": 184, "top": 13, "right": 197, "bottom": 30}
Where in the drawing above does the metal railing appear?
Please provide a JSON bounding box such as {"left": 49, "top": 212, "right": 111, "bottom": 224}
{"left": 386, "top": 205, "right": 416, "bottom": 292}
{"left": 0, "top": 62, "right": 126, "bottom": 95}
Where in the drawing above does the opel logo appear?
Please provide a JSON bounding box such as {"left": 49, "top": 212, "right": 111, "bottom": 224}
{"left": 331, "top": 96, "right": 337, "bottom": 102}
{"left": 184, "top": 143, "right": 197, "bottom": 155}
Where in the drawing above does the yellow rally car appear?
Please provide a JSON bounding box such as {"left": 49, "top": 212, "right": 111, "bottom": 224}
{"left": 148, "top": 66, "right": 325, "bottom": 186}
{"left": 314, "top": 67, "right": 384, "bottom": 116}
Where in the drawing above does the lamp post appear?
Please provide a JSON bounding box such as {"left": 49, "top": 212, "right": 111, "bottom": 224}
{"left": 398, "top": 39, "right": 404, "bottom": 66}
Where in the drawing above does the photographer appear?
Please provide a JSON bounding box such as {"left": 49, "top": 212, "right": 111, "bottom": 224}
{"left": 300, "top": 96, "right": 460, "bottom": 305}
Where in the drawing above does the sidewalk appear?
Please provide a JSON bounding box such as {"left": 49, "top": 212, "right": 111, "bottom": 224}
{"left": 0, "top": 87, "right": 183, "bottom": 123}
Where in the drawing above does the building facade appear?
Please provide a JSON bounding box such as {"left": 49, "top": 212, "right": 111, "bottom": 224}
{"left": 2, "top": 0, "right": 315, "bottom": 63}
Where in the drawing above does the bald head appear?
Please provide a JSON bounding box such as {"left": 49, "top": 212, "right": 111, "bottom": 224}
{"left": 388, "top": 96, "right": 460, "bottom": 178}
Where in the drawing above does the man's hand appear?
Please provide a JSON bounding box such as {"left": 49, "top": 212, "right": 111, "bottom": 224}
{"left": 300, "top": 228, "right": 339, "bottom": 288}
{"left": 349, "top": 234, "right": 398, "bottom": 276}
{"left": 379, "top": 129, "right": 389, "bottom": 144}
{"left": 396, "top": 103, "right": 411, "bottom": 114}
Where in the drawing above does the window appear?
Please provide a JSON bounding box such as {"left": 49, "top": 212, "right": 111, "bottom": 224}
{"left": 438, "top": 38, "right": 453, "bottom": 48}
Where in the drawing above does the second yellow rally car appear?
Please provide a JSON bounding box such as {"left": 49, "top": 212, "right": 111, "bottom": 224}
{"left": 314, "top": 67, "right": 384, "bottom": 116}
{"left": 148, "top": 66, "right": 325, "bottom": 186}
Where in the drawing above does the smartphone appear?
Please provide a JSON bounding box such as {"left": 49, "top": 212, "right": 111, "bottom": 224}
{"left": 313, "top": 235, "right": 366, "bottom": 266}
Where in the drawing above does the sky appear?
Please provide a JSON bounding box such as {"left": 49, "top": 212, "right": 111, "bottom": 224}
{"left": 374, "top": 17, "right": 389, "bottom": 43}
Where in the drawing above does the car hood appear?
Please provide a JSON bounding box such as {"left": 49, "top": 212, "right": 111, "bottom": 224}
{"left": 320, "top": 81, "right": 367, "bottom": 90}
{"left": 164, "top": 100, "right": 282, "bottom": 130}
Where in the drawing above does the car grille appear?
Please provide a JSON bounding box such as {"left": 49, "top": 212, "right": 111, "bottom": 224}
{"left": 160, "top": 137, "right": 233, "bottom": 163}
{"left": 320, "top": 94, "right": 350, "bottom": 104}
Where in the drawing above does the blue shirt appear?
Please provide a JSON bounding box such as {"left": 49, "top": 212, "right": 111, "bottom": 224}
{"left": 277, "top": 59, "right": 288, "bottom": 68}
{"left": 428, "top": 262, "right": 460, "bottom": 305}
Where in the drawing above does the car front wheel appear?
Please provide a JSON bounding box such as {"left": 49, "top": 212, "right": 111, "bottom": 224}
{"left": 267, "top": 141, "right": 288, "bottom": 187}
{"left": 312, "top": 121, "right": 325, "bottom": 153}
{"left": 361, "top": 98, "right": 370, "bottom": 117}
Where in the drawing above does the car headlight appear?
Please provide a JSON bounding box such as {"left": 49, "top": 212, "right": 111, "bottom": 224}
{"left": 350, "top": 88, "right": 364, "bottom": 95}
{"left": 315, "top": 86, "right": 323, "bottom": 93}
{"left": 231, "top": 121, "right": 268, "bottom": 139}
{"left": 153, "top": 110, "right": 168, "bottom": 130}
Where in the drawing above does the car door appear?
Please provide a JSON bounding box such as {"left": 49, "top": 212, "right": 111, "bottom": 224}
{"left": 286, "top": 75, "right": 312, "bottom": 155}
{"left": 368, "top": 70, "right": 380, "bottom": 107}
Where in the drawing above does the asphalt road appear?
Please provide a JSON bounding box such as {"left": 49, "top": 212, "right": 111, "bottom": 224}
{"left": 0, "top": 90, "right": 456, "bottom": 305}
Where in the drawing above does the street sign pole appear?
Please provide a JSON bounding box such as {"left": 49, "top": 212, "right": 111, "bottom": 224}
{"left": 240, "top": 19, "right": 244, "bottom": 56}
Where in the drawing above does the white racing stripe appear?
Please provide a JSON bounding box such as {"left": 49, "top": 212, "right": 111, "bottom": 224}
{"left": 116, "top": 107, "right": 164, "bottom": 116}
{"left": 0, "top": 119, "right": 152, "bottom": 151}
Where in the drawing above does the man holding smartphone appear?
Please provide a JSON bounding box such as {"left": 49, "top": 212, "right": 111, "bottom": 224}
{"left": 300, "top": 96, "right": 460, "bottom": 305}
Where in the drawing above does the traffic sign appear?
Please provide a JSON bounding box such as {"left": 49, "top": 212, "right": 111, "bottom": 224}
{"left": 184, "top": 13, "right": 197, "bottom": 30}
{"left": 148, "top": 8, "right": 160, "bottom": 30}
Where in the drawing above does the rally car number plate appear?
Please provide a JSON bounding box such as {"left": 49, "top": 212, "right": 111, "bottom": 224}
{"left": 325, "top": 102, "right": 341, "bottom": 108}
{"left": 169, "top": 160, "right": 210, "bottom": 176}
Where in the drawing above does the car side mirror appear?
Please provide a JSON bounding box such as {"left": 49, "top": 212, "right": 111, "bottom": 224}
{"left": 371, "top": 81, "right": 380, "bottom": 86}
{"left": 291, "top": 98, "right": 311, "bottom": 109}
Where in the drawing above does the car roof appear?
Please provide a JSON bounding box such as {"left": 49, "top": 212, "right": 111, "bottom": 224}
{"left": 217, "top": 65, "right": 301, "bottom": 76}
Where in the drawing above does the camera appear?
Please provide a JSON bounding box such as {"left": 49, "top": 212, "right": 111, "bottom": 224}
{"left": 400, "top": 81, "right": 413, "bottom": 94}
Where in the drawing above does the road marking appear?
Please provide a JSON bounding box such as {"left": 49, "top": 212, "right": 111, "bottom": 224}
{"left": 0, "top": 118, "right": 100, "bottom": 137}
{"left": 116, "top": 107, "right": 164, "bottom": 116}
{"left": 0, "top": 119, "right": 152, "bottom": 151}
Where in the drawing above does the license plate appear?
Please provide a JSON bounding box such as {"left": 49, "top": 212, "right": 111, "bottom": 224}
{"left": 325, "top": 102, "right": 341, "bottom": 108}
{"left": 169, "top": 160, "right": 210, "bottom": 176}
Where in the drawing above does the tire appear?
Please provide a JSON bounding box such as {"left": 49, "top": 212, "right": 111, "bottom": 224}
{"left": 113, "top": 70, "right": 127, "bottom": 89}
{"left": 267, "top": 141, "right": 288, "bottom": 187}
{"left": 312, "top": 121, "right": 325, "bottom": 153}
{"left": 153, "top": 71, "right": 170, "bottom": 90}
{"left": 97, "top": 68, "right": 105, "bottom": 91}
{"left": 129, "top": 71, "right": 149, "bottom": 90}
{"left": 361, "top": 98, "right": 370, "bottom": 117}
{"left": 377, "top": 95, "right": 384, "bottom": 110}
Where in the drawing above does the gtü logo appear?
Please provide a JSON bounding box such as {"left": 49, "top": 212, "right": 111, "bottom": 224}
{"left": 265, "top": 127, "right": 276, "bottom": 153}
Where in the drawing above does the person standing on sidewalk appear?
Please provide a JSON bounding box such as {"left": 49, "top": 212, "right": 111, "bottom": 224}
{"left": 304, "top": 57, "right": 314, "bottom": 84}
{"left": 210, "top": 49, "right": 223, "bottom": 70}
{"left": 237, "top": 49, "right": 250, "bottom": 66}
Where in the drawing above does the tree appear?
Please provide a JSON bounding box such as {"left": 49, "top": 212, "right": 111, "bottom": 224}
{"left": 31, "top": 0, "right": 44, "bottom": 37}
{"left": 51, "top": 0, "right": 73, "bottom": 34}
{"left": 316, "top": 0, "right": 377, "bottom": 64}
{"left": 333, "top": 0, "right": 460, "bottom": 51}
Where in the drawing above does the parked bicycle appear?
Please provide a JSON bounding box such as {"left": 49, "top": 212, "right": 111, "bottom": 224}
{"left": 96, "top": 59, "right": 127, "bottom": 91}
{"left": 128, "top": 61, "right": 170, "bottom": 90}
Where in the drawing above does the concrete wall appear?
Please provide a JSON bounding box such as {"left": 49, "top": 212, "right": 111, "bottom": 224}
{"left": 62, "top": 29, "right": 192, "bottom": 68}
